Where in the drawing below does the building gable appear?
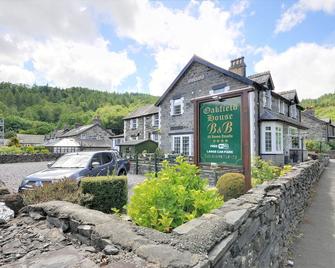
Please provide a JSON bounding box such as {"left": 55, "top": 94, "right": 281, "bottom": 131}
{"left": 156, "top": 55, "right": 256, "bottom": 106}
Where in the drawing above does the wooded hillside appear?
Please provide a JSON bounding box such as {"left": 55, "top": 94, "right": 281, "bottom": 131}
{"left": 0, "top": 82, "right": 157, "bottom": 137}
{"left": 301, "top": 92, "right": 335, "bottom": 120}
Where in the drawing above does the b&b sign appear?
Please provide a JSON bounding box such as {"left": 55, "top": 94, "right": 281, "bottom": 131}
{"left": 199, "top": 96, "right": 242, "bottom": 166}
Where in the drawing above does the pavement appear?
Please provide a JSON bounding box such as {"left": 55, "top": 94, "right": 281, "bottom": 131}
{"left": 290, "top": 159, "right": 335, "bottom": 268}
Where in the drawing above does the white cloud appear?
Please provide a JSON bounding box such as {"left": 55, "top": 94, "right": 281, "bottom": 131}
{"left": 255, "top": 43, "right": 335, "bottom": 99}
{"left": 0, "top": 64, "right": 35, "bottom": 85}
{"left": 106, "top": 0, "right": 246, "bottom": 96}
{"left": 275, "top": 0, "right": 335, "bottom": 33}
{"left": 32, "top": 38, "right": 136, "bottom": 90}
{"left": 0, "top": 0, "right": 137, "bottom": 91}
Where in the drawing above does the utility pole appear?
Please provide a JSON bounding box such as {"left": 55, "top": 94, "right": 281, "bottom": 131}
{"left": 0, "top": 118, "right": 4, "bottom": 146}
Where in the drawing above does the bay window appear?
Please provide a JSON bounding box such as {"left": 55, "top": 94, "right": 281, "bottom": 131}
{"left": 261, "top": 122, "right": 283, "bottom": 154}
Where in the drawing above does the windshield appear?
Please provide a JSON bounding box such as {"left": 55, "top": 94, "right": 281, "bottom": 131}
{"left": 51, "top": 154, "right": 92, "bottom": 168}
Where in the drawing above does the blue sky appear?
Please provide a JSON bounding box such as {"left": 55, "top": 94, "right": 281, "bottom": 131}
{"left": 0, "top": 0, "right": 335, "bottom": 99}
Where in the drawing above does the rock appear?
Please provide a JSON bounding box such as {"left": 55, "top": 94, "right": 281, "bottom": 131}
{"left": 2, "top": 239, "right": 22, "bottom": 254}
{"left": 0, "top": 180, "right": 10, "bottom": 195}
{"left": 0, "top": 193, "right": 24, "bottom": 215}
{"left": 77, "top": 224, "right": 94, "bottom": 237}
{"left": 29, "top": 211, "right": 46, "bottom": 220}
{"left": 103, "top": 245, "right": 119, "bottom": 255}
{"left": 0, "top": 202, "right": 14, "bottom": 223}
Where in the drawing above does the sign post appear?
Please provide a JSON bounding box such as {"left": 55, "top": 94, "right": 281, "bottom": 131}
{"left": 194, "top": 90, "right": 251, "bottom": 191}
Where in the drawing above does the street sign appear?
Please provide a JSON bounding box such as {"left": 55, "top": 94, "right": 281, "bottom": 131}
{"left": 199, "top": 96, "right": 242, "bottom": 166}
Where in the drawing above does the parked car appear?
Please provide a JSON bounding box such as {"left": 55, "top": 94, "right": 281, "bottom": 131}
{"left": 18, "top": 151, "right": 130, "bottom": 191}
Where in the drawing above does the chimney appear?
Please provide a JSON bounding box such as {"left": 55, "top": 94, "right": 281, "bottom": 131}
{"left": 92, "top": 116, "right": 101, "bottom": 125}
{"left": 304, "top": 107, "right": 315, "bottom": 116}
{"left": 229, "top": 57, "right": 246, "bottom": 77}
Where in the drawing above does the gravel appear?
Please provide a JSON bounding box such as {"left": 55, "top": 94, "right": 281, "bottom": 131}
{"left": 0, "top": 162, "right": 145, "bottom": 194}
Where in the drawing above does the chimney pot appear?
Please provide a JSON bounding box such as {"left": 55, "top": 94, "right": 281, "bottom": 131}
{"left": 229, "top": 56, "right": 246, "bottom": 77}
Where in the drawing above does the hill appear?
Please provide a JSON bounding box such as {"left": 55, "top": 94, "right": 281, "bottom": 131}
{"left": 0, "top": 82, "right": 157, "bottom": 137}
{"left": 300, "top": 92, "right": 335, "bottom": 121}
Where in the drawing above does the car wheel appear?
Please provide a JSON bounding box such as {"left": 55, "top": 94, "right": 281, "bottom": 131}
{"left": 118, "top": 169, "right": 127, "bottom": 176}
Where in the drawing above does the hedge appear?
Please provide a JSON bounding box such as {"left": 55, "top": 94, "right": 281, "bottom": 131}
{"left": 80, "top": 176, "right": 127, "bottom": 213}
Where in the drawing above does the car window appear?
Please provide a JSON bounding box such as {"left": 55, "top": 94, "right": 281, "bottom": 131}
{"left": 91, "top": 153, "right": 102, "bottom": 165}
{"left": 101, "top": 153, "right": 112, "bottom": 164}
{"left": 112, "top": 151, "right": 121, "bottom": 159}
{"left": 51, "top": 154, "right": 91, "bottom": 168}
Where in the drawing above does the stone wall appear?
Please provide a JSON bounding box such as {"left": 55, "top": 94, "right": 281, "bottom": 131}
{"left": 0, "top": 153, "right": 60, "bottom": 164}
{"left": 22, "top": 158, "right": 329, "bottom": 267}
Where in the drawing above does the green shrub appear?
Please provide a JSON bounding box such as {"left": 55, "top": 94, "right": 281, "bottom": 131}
{"left": 80, "top": 176, "right": 127, "bottom": 213}
{"left": 21, "top": 179, "right": 83, "bottom": 205}
{"left": 127, "top": 157, "right": 223, "bottom": 233}
{"left": 305, "top": 140, "right": 331, "bottom": 153}
{"left": 216, "top": 173, "right": 245, "bottom": 201}
{"left": 251, "top": 157, "right": 293, "bottom": 187}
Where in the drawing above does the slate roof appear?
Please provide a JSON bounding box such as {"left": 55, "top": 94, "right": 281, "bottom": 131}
{"left": 277, "top": 90, "right": 299, "bottom": 103}
{"left": 17, "top": 134, "right": 45, "bottom": 145}
{"left": 260, "top": 110, "right": 308, "bottom": 129}
{"left": 124, "top": 104, "right": 158, "bottom": 119}
{"left": 156, "top": 55, "right": 257, "bottom": 106}
{"left": 60, "top": 124, "right": 96, "bottom": 137}
{"left": 248, "top": 71, "right": 274, "bottom": 89}
{"left": 119, "top": 139, "right": 158, "bottom": 146}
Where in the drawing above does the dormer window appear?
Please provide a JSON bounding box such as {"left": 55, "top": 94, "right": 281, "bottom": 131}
{"left": 263, "top": 90, "right": 272, "bottom": 109}
{"left": 278, "top": 99, "right": 285, "bottom": 114}
{"left": 170, "top": 97, "right": 184, "bottom": 116}
{"left": 290, "top": 104, "right": 297, "bottom": 119}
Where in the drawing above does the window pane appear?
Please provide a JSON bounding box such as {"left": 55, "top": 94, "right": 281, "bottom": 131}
{"left": 265, "top": 131, "right": 272, "bottom": 152}
{"left": 174, "top": 104, "right": 181, "bottom": 115}
{"left": 182, "top": 136, "right": 190, "bottom": 156}
{"left": 275, "top": 127, "right": 282, "bottom": 151}
{"left": 174, "top": 137, "right": 181, "bottom": 154}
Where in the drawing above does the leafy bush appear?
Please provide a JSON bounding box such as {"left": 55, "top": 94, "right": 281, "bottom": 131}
{"left": 216, "top": 173, "right": 245, "bottom": 201}
{"left": 21, "top": 179, "right": 84, "bottom": 205}
{"left": 0, "top": 145, "right": 50, "bottom": 155}
{"left": 127, "top": 157, "right": 223, "bottom": 232}
{"left": 80, "top": 176, "right": 127, "bottom": 213}
{"left": 305, "top": 140, "right": 331, "bottom": 153}
{"left": 251, "top": 157, "right": 293, "bottom": 187}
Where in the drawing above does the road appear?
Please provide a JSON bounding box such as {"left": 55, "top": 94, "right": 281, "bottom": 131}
{"left": 290, "top": 159, "right": 335, "bottom": 267}
{"left": 0, "top": 161, "right": 145, "bottom": 194}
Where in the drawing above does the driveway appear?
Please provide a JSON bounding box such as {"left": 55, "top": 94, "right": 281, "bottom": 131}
{"left": 0, "top": 162, "right": 145, "bottom": 195}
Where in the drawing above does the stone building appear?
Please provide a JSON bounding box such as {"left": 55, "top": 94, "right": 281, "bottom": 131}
{"left": 17, "top": 134, "right": 45, "bottom": 147}
{"left": 301, "top": 108, "right": 335, "bottom": 142}
{"left": 123, "top": 104, "right": 159, "bottom": 143}
{"left": 45, "top": 118, "right": 113, "bottom": 153}
{"left": 126, "top": 55, "right": 308, "bottom": 165}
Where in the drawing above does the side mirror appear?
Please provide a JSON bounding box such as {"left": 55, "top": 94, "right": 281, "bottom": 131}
{"left": 91, "top": 161, "right": 100, "bottom": 169}
{"left": 47, "top": 162, "right": 54, "bottom": 168}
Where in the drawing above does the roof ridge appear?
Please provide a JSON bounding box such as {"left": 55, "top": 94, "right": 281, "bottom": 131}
{"left": 247, "top": 71, "right": 271, "bottom": 78}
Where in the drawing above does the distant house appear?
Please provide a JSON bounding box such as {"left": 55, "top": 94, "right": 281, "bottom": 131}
{"left": 111, "top": 134, "right": 124, "bottom": 151}
{"left": 301, "top": 109, "right": 335, "bottom": 142}
{"left": 17, "top": 134, "right": 45, "bottom": 147}
{"left": 45, "top": 118, "right": 113, "bottom": 152}
{"left": 123, "top": 104, "right": 160, "bottom": 143}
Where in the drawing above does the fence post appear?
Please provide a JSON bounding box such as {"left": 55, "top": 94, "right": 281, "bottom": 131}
{"left": 154, "top": 153, "right": 158, "bottom": 177}
{"left": 135, "top": 154, "right": 139, "bottom": 175}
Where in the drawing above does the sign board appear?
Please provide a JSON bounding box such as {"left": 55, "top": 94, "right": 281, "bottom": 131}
{"left": 199, "top": 96, "right": 242, "bottom": 166}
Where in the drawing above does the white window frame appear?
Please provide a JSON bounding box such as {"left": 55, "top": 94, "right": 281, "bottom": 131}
{"left": 278, "top": 99, "right": 285, "bottom": 114}
{"left": 263, "top": 90, "right": 272, "bottom": 109}
{"left": 170, "top": 97, "right": 184, "bottom": 116}
{"left": 152, "top": 114, "right": 159, "bottom": 127}
{"left": 261, "top": 122, "right": 283, "bottom": 154}
{"left": 288, "top": 127, "right": 300, "bottom": 149}
{"left": 171, "top": 134, "right": 192, "bottom": 156}
{"left": 152, "top": 133, "right": 159, "bottom": 142}
{"left": 130, "top": 118, "right": 138, "bottom": 129}
{"left": 290, "top": 104, "right": 297, "bottom": 119}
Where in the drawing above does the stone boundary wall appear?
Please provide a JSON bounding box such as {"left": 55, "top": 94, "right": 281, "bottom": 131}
{"left": 0, "top": 153, "right": 61, "bottom": 164}
{"left": 22, "top": 158, "right": 329, "bottom": 267}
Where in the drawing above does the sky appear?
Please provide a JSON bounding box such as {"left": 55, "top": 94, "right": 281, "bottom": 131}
{"left": 0, "top": 0, "right": 335, "bottom": 100}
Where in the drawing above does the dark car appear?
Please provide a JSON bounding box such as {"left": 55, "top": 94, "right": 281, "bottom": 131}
{"left": 18, "top": 151, "right": 130, "bottom": 191}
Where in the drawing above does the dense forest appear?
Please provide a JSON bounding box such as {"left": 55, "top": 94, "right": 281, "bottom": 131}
{"left": 0, "top": 82, "right": 157, "bottom": 137}
{"left": 300, "top": 92, "right": 335, "bottom": 120}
